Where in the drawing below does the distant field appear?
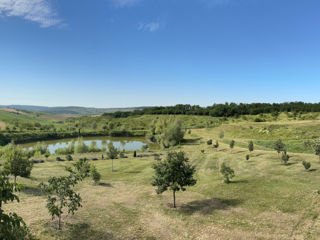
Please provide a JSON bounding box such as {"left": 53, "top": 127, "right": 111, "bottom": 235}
{"left": 0, "top": 107, "right": 26, "bottom": 115}
{"left": 40, "top": 114, "right": 74, "bottom": 121}
{"left": 0, "top": 120, "right": 6, "bottom": 130}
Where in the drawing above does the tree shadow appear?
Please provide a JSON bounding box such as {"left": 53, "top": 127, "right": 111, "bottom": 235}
{"left": 21, "top": 186, "right": 45, "bottom": 196}
{"left": 179, "top": 198, "right": 242, "bottom": 215}
{"left": 229, "top": 179, "right": 249, "bottom": 184}
{"left": 99, "top": 182, "right": 113, "bottom": 187}
{"left": 67, "top": 223, "right": 115, "bottom": 240}
{"left": 308, "top": 168, "right": 317, "bottom": 172}
{"left": 183, "top": 138, "right": 201, "bottom": 145}
{"left": 124, "top": 171, "right": 141, "bottom": 174}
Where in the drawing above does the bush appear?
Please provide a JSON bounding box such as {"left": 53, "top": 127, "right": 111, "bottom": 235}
{"left": 90, "top": 165, "right": 101, "bottom": 184}
{"left": 220, "top": 163, "right": 235, "bottom": 184}
{"left": 246, "top": 154, "right": 250, "bottom": 160}
{"left": 56, "top": 157, "right": 65, "bottom": 162}
{"left": 207, "top": 139, "right": 212, "bottom": 145}
{"left": 302, "top": 160, "right": 311, "bottom": 170}
{"left": 281, "top": 151, "right": 290, "bottom": 165}
{"left": 213, "top": 140, "right": 219, "bottom": 149}
{"left": 66, "top": 155, "right": 73, "bottom": 161}
{"left": 133, "top": 151, "right": 137, "bottom": 157}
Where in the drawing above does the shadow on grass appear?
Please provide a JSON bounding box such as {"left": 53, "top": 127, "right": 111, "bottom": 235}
{"left": 308, "top": 168, "right": 317, "bottom": 172}
{"left": 124, "top": 171, "right": 141, "bottom": 174}
{"left": 99, "top": 182, "right": 113, "bottom": 187}
{"left": 21, "top": 186, "right": 44, "bottom": 196}
{"left": 67, "top": 223, "right": 115, "bottom": 240}
{"left": 229, "top": 179, "right": 249, "bottom": 184}
{"left": 183, "top": 138, "right": 201, "bottom": 145}
{"left": 179, "top": 198, "right": 242, "bottom": 215}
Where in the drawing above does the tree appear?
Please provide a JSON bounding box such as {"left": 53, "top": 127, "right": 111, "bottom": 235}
{"left": 304, "top": 139, "right": 320, "bottom": 162}
{"left": 213, "top": 140, "right": 219, "bottom": 149}
{"left": 229, "top": 140, "right": 235, "bottom": 151}
{"left": 248, "top": 141, "right": 254, "bottom": 152}
{"left": 281, "top": 151, "right": 290, "bottom": 165}
{"left": 3, "top": 143, "right": 33, "bottom": 183}
{"left": 107, "top": 142, "right": 118, "bottom": 172}
{"left": 302, "top": 160, "right": 311, "bottom": 171}
{"left": 90, "top": 165, "right": 101, "bottom": 184}
{"left": 152, "top": 152, "right": 196, "bottom": 208}
{"left": 220, "top": 163, "right": 235, "bottom": 183}
{"left": 274, "top": 140, "right": 285, "bottom": 158}
{"left": 160, "top": 120, "right": 185, "bottom": 148}
{"left": 0, "top": 171, "right": 34, "bottom": 240}
{"left": 40, "top": 159, "right": 90, "bottom": 230}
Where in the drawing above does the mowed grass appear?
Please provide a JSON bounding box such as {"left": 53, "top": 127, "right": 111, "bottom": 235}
{"left": 4, "top": 128, "right": 320, "bottom": 239}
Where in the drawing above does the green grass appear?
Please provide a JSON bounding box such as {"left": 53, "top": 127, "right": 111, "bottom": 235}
{"left": 3, "top": 121, "right": 320, "bottom": 239}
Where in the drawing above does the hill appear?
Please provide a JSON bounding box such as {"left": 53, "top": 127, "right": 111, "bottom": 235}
{"left": 0, "top": 105, "right": 148, "bottom": 115}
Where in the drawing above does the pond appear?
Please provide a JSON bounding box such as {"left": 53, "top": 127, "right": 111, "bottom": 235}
{"left": 21, "top": 136, "right": 149, "bottom": 154}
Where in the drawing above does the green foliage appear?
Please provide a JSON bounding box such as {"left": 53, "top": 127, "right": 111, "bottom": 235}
{"left": 274, "top": 140, "right": 286, "bottom": 156}
{"left": 0, "top": 171, "right": 35, "bottom": 240}
{"left": 246, "top": 154, "right": 250, "bottom": 160}
{"left": 133, "top": 151, "right": 137, "bottom": 158}
{"left": 302, "top": 160, "right": 311, "bottom": 170}
{"left": 207, "top": 139, "right": 212, "bottom": 145}
{"left": 89, "top": 141, "right": 100, "bottom": 153}
{"left": 152, "top": 151, "right": 196, "bottom": 208}
{"left": 248, "top": 141, "right": 254, "bottom": 152}
{"left": 74, "top": 138, "right": 89, "bottom": 154}
{"left": 66, "top": 155, "right": 73, "bottom": 161}
{"left": 40, "top": 158, "right": 90, "bottom": 230}
{"left": 304, "top": 139, "right": 320, "bottom": 161}
{"left": 33, "top": 151, "right": 42, "bottom": 159}
{"left": 229, "top": 140, "right": 235, "bottom": 150}
{"left": 107, "top": 142, "right": 118, "bottom": 160}
{"left": 90, "top": 165, "right": 101, "bottom": 185}
{"left": 220, "top": 163, "right": 235, "bottom": 184}
{"left": 2, "top": 143, "right": 33, "bottom": 182}
{"left": 55, "top": 141, "right": 75, "bottom": 155}
{"left": 44, "top": 150, "right": 50, "bottom": 159}
{"left": 213, "top": 140, "right": 219, "bottom": 149}
{"left": 281, "top": 151, "right": 290, "bottom": 165}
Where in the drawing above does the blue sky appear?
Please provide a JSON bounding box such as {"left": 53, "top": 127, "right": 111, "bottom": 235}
{"left": 0, "top": 0, "right": 319, "bottom": 108}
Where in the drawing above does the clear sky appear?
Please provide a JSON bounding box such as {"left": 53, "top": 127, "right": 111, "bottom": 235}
{"left": 0, "top": 0, "right": 319, "bottom": 108}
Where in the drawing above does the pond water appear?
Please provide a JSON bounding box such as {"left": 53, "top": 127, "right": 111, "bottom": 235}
{"left": 21, "top": 136, "right": 149, "bottom": 154}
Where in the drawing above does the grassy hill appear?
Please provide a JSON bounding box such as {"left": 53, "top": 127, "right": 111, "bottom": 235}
{"left": 3, "top": 123, "right": 320, "bottom": 239}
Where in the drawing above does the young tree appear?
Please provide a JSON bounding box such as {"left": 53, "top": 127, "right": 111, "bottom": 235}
{"left": 107, "top": 142, "right": 118, "bottom": 172}
{"left": 90, "top": 165, "right": 101, "bottom": 185}
{"left": 207, "top": 139, "right": 213, "bottom": 145}
{"left": 229, "top": 140, "right": 235, "bottom": 151}
{"left": 213, "top": 140, "right": 219, "bottom": 149}
{"left": 0, "top": 171, "right": 34, "bottom": 239}
{"left": 40, "top": 159, "right": 90, "bottom": 230}
{"left": 274, "top": 140, "right": 285, "bottom": 158}
{"left": 281, "top": 151, "right": 290, "bottom": 165}
{"left": 302, "top": 160, "right": 311, "bottom": 171}
{"left": 248, "top": 141, "right": 254, "bottom": 152}
{"left": 304, "top": 139, "right": 320, "bottom": 162}
{"left": 220, "top": 163, "right": 235, "bottom": 184}
{"left": 3, "top": 143, "right": 33, "bottom": 183}
{"left": 152, "top": 151, "right": 197, "bottom": 208}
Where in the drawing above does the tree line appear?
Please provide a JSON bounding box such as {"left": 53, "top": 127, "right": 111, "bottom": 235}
{"left": 103, "top": 102, "right": 320, "bottom": 118}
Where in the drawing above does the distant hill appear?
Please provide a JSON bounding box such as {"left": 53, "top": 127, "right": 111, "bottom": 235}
{"left": 0, "top": 105, "right": 148, "bottom": 115}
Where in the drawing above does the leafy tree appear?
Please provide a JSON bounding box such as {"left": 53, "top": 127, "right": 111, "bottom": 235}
{"left": 229, "top": 140, "right": 235, "bottom": 151}
{"left": 302, "top": 160, "right": 311, "bottom": 170}
{"left": 281, "top": 151, "right": 290, "bottom": 165}
{"left": 40, "top": 159, "right": 90, "bottom": 230}
{"left": 152, "top": 152, "right": 196, "bottom": 208}
{"left": 0, "top": 171, "right": 35, "bottom": 240}
{"left": 90, "top": 165, "right": 101, "bottom": 185}
{"left": 213, "top": 140, "right": 219, "bottom": 149}
{"left": 220, "top": 163, "right": 235, "bottom": 184}
{"left": 304, "top": 139, "right": 320, "bottom": 161}
{"left": 274, "top": 140, "right": 285, "bottom": 158}
{"left": 107, "top": 143, "right": 118, "bottom": 172}
{"left": 207, "top": 139, "right": 212, "bottom": 145}
{"left": 160, "top": 120, "right": 185, "bottom": 148}
{"left": 248, "top": 141, "right": 254, "bottom": 152}
{"left": 3, "top": 143, "right": 33, "bottom": 183}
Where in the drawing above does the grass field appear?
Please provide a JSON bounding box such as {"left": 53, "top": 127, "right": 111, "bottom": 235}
{"left": 3, "top": 120, "right": 320, "bottom": 240}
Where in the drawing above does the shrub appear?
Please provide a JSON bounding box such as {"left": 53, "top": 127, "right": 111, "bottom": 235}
{"left": 90, "top": 165, "right": 101, "bottom": 184}
{"left": 229, "top": 140, "right": 235, "bottom": 150}
{"left": 302, "top": 160, "right": 311, "bottom": 170}
{"left": 56, "top": 157, "right": 65, "bottom": 162}
{"left": 246, "top": 154, "right": 250, "bottom": 160}
{"left": 133, "top": 151, "right": 137, "bottom": 157}
{"left": 213, "top": 140, "right": 219, "bottom": 149}
{"left": 281, "top": 151, "right": 290, "bottom": 165}
{"left": 66, "top": 155, "right": 73, "bottom": 161}
{"left": 220, "top": 163, "right": 235, "bottom": 184}
{"left": 207, "top": 139, "right": 212, "bottom": 145}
